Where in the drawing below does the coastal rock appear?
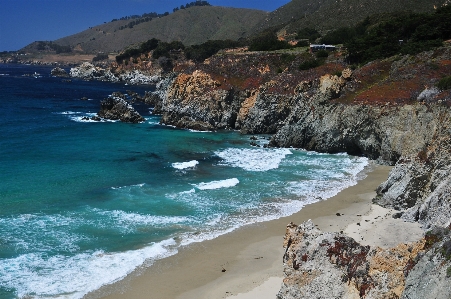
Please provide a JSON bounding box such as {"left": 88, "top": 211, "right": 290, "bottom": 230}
{"left": 70, "top": 62, "right": 106, "bottom": 80}
{"left": 401, "top": 227, "right": 451, "bottom": 299}
{"left": 144, "top": 72, "right": 178, "bottom": 114}
{"left": 160, "top": 70, "right": 240, "bottom": 130}
{"left": 50, "top": 67, "right": 70, "bottom": 77}
{"left": 319, "top": 74, "right": 346, "bottom": 99}
{"left": 69, "top": 62, "right": 159, "bottom": 84}
{"left": 277, "top": 221, "right": 447, "bottom": 299}
{"left": 237, "top": 92, "right": 294, "bottom": 134}
{"left": 375, "top": 134, "right": 451, "bottom": 229}
{"left": 118, "top": 70, "right": 160, "bottom": 85}
{"left": 97, "top": 96, "right": 145, "bottom": 123}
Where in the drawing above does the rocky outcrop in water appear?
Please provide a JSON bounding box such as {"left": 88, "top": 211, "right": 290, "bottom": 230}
{"left": 278, "top": 221, "right": 451, "bottom": 299}
{"left": 69, "top": 62, "right": 160, "bottom": 84}
{"left": 50, "top": 67, "right": 70, "bottom": 77}
{"left": 97, "top": 94, "right": 145, "bottom": 123}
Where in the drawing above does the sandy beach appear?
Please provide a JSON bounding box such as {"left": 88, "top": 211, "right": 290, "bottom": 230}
{"left": 86, "top": 164, "right": 424, "bottom": 299}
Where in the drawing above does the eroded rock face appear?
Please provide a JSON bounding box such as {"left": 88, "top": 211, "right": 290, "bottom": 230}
{"left": 160, "top": 70, "right": 240, "bottom": 131}
{"left": 375, "top": 134, "right": 451, "bottom": 229}
{"left": 97, "top": 95, "right": 145, "bottom": 123}
{"left": 401, "top": 227, "right": 451, "bottom": 299}
{"left": 277, "top": 221, "right": 451, "bottom": 299}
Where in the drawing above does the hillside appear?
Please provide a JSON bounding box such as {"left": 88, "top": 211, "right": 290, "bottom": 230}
{"left": 52, "top": 6, "right": 267, "bottom": 54}
{"left": 257, "top": 0, "right": 448, "bottom": 36}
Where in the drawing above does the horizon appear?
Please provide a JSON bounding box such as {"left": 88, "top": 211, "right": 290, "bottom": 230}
{"left": 0, "top": 0, "right": 290, "bottom": 52}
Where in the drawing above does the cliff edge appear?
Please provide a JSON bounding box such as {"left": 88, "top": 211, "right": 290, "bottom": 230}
{"left": 147, "top": 45, "right": 451, "bottom": 297}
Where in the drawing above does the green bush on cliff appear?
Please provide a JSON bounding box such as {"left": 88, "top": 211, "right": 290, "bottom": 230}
{"left": 152, "top": 41, "right": 185, "bottom": 59}
{"left": 437, "top": 75, "right": 451, "bottom": 91}
{"left": 296, "top": 27, "right": 321, "bottom": 43}
{"left": 322, "top": 6, "right": 451, "bottom": 64}
{"left": 248, "top": 31, "right": 292, "bottom": 52}
{"left": 185, "top": 40, "right": 242, "bottom": 62}
{"left": 299, "top": 59, "right": 323, "bottom": 70}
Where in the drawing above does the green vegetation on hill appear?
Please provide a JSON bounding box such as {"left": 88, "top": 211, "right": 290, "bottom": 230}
{"left": 324, "top": 6, "right": 451, "bottom": 64}
{"left": 257, "top": 0, "right": 444, "bottom": 37}
{"left": 185, "top": 40, "right": 242, "bottom": 62}
{"left": 116, "top": 38, "right": 242, "bottom": 63}
{"left": 114, "top": 1, "right": 211, "bottom": 31}
{"left": 19, "top": 41, "right": 71, "bottom": 54}
{"left": 248, "top": 31, "right": 292, "bottom": 51}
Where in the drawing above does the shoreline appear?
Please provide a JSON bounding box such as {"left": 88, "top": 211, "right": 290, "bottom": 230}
{"left": 84, "top": 163, "right": 424, "bottom": 299}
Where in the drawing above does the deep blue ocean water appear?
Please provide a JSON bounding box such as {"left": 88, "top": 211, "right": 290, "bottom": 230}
{"left": 0, "top": 64, "right": 368, "bottom": 299}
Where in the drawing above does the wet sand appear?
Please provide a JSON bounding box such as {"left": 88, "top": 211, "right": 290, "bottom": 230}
{"left": 85, "top": 164, "right": 422, "bottom": 299}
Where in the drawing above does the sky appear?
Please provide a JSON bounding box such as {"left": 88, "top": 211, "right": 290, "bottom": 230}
{"left": 0, "top": 0, "right": 291, "bottom": 51}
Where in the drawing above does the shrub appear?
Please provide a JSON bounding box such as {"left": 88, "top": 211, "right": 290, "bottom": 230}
{"left": 315, "top": 50, "right": 329, "bottom": 58}
{"left": 437, "top": 76, "right": 451, "bottom": 90}
{"left": 185, "top": 39, "right": 242, "bottom": 62}
{"left": 249, "top": 31, "right": 292, "bottom": 52}
{"left": 299, "top": 59, "right": 323, "bottom": 70}
{"left": 296, "top": 27, "right": 321, "bottom": 43}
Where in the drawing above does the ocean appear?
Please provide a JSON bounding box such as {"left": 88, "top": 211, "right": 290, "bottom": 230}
{"left": 0, "top": 64, "right": 368, "bottom": 299}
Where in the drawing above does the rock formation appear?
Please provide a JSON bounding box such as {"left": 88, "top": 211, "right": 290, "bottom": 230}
{"left": 143, "top": 46, "right": 451, "bottom": 297}
{"left": 97, "top": 94, "right": 145, "bottom": 123}
{"left": 50, "top": 67, "right": 70, "bottom": 77}
{"left": 278, "top": 221, "right": 451, "bottom": 299}
{"left": 69, "top": 62, "right": 160, "bottom": 84}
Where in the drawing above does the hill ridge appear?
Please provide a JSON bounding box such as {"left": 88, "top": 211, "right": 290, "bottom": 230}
{"left": 52, "top": 6, "right": 267, "bottom": 53}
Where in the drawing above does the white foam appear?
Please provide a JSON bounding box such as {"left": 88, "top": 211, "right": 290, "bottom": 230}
{"left": 188, "top": 129, "right": 214, "bottom": 133}
{"left": 172, "top": 160, "right": 199, "bottom": 170}
{"left": 180, "top": 188, "right": 196, "bottom": 194}
{"left": 57, "top": 111, "right": 82, "bottom": 115}
{"left": 111, "top": 183, "right": 145, "bottom": 190}
{"left": 215, "top": 148, "right": 292, "bottom": 171}
{"left": 0, "top": 239, "right": 177, "bottom": 299}
{"left": 92, "top": 209, "right": 191, "bottom": 228}
{"left": 193, "top": 178, "right": 239, "bottom": 190}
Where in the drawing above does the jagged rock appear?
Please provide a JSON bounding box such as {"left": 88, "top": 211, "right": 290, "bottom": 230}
{"left": 70, "top": 62, "right": 105, "bottom": 80}
{"left": 401, "top": 228, "right": 451, "bottom": 299}
{"left": 144, "top": 73, "right": 178, "bottom": 114}
{"left": 375, "top": 135, "right": 451, "bottom": 229}
{"left": 319, "top": 74, "right": 346, "bottom": 99}
{"left": 237, "top": 92, "right": 294, "bottom": 134}
{"left": 97, "top": 96, "right": 145, "bottom": 123}
{"left": 417, "top": 87, "right": 440, "bottom": 102}
{"left": 118, "top": 70, "right": 160, "bottom": 85}
{"left": 160, "top": 70, "right": 238, "bottom": 130}
{"left": 50, "top": 67, "right": 69, "bottom": 77}
{"left": 294, "top": 81, "right": 313, "bottom": 94}
{"left": 341, "top": 68, "right": 353, "bottom": 80}
{"left": 277, "top": 221, "right": 431, "bottom": 299}
{"left": 69, "top": 62, "right": 159, "bottom": 84}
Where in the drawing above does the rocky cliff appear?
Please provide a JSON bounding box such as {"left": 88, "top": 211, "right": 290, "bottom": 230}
{"left": 278, "top": 221, "right": 451, "bottom": 299}
{"left": 147, "top": 46, "right": 451, "bottom": 297}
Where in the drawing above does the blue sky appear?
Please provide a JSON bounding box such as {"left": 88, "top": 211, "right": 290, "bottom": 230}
{"left": 0, "top": 0, "right": 291, "bottom": 51}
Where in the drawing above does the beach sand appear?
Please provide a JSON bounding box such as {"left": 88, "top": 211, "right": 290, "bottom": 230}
{"left": 86, "top": 164, "right": 424, "bottom": 299}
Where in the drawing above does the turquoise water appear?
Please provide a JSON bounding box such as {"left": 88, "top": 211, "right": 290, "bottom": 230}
{"left": 0, "top": 64, "right": 368, "bottom": 299}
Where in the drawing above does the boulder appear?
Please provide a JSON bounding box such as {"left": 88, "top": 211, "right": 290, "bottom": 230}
{"left": 97, "top": 96, "right": 145, "bottom": 123}
{"left": 51, "top": 67, "right": 70, "bottom": 77}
